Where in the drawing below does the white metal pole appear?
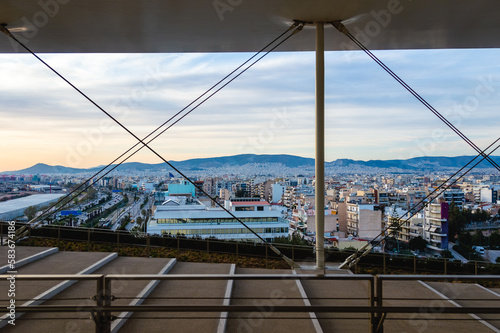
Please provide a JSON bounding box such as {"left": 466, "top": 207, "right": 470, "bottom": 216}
{"left": 315, "top": 22, "right": 325, "bottom": 270}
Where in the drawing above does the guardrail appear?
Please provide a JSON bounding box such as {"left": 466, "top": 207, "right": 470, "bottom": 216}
{"left": 1, "top": 274, "right": 499, "bottom": 333}
{"left": 2, "top": 221, "right": 500, "bottom": 274}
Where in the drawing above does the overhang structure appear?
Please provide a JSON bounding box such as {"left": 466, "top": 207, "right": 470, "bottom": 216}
{"left": 1, "top": 0, "right": 500, "bottom": 53}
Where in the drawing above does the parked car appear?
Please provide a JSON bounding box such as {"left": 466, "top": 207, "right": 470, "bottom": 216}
{"left": 472, "top": 246, "right": 485, "bottom": 254}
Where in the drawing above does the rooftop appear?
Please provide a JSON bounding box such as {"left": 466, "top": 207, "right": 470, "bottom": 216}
{"left": 0, "top": 194, "right": 64, "bottom": 214}
{"left": 231, "top": 201, "right": 270, "bottom": 206}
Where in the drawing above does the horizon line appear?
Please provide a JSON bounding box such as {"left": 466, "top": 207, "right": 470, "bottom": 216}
{"left": 2, "top": 153, "right": 500, "bottom": 174}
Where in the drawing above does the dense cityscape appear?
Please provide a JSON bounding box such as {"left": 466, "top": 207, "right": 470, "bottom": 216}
{"left": 1, "top": 158, "right": 499, "bottom": 264}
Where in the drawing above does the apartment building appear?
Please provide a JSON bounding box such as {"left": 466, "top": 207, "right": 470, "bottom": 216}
{"left": 346, "top": 203, "right": 382, "bottom": 239}
{"left": 443, "top": 188, "right": 465, "bottom": 209}
{"left": 423, "top": 200, "right": 449, "bottom": 251}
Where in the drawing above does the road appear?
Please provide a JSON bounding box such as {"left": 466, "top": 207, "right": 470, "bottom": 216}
{"left": 110, "top": 194, "right": 145, "bottom": 231}
{"left": 485, "top": 249, "right": 500, "bottom": 263}
{"left": 449, "top": 242, "right": 468, "bottom": 263}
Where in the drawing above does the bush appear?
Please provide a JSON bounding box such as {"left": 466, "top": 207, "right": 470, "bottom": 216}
{"left": 441, "top": 250, "right": 453, "bottom": 259}
{"left": 409, "top": 236, "right": 427, "bottom": 252}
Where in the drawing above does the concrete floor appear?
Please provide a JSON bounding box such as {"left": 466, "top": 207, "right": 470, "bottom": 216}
{"left": 1, "top": 247, "right": 499, "bottom": 333}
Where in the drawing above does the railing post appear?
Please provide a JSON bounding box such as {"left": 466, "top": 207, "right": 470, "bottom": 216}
{"left": 94, "top": 275, "right": 111, "bottom": 333}
{"left": 57, "top": 225, "right": 61, "bottom": 247}
{"left": 177, "top": 236, "right": 180, "bottom": 258}
{"left": 103, "top": 277, "right": 112, "bottom": 333}
{"left": 265, "top": 243, "right": 268, "bottom": 269}
{"left": 413, "top": 255, "right": 417, "bottom": 274}
{"left": 207, "top": 238, "right": 210, "bottom": 254}
{"left": 475, "top": 260, "right": 478, "bottom": 275}
{"left": 354, "top": 251, "right": 358, "bottom": 274}
{"left": 383, "top": 252, "right": 386, "bottom": 274}
{"left": 373, "top": 276, "right": 385, "bottom": 333}
{"left": 146, "top": 234, "right": 150, "bottom": 257}
{"left": 369, "top": 276, "right": 375, "bottom": 332}
{"left": 444, "top": 258, "right": 447, "bottom": 275}
{"left": 95, "top": 275, "right": 103, "bottom": 333}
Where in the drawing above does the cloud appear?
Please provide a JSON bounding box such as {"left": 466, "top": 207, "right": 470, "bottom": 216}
{"left": 0, "top": 48, "right": 499, "bottom": 171}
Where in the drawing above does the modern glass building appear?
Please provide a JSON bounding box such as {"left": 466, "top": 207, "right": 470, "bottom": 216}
{"left": 148, "top": 196, "right": 288, "bottom": 241}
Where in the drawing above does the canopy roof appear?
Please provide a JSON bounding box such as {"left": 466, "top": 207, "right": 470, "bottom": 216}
{"left": 0, "top": 0, "right": 499, "bottom": 53}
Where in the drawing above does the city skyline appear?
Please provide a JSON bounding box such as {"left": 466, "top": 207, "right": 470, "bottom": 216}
{"left": 1, "top": 48, "right": 499, "bottom": 172}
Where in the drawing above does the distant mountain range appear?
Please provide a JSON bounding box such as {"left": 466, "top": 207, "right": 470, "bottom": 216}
{"left": 3, "top": 154, "right": 500, "bottom": 175}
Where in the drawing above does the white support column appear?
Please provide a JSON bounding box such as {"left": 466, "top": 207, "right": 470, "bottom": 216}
{"left": 315, "top": 22, "right": 325, "bottom": 270}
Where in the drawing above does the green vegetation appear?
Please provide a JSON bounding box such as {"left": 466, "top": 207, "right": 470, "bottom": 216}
{"left": 449, "top": 202, "right": 491, "bottom": 241}
{"left": 453, "top": 241, "right": 482, "bottom": 261}
{"left": 272, "top": 234, "right": 312, "bottom": 246}
{"left": 20, "top": 238, "right": 289, "bottom": 269}
{"left": 140, "top": 196, "right": 149, "bottom": 210}
{"left": 119, "top": 215, "right": 131, "bottom": 230}
{"left": 23, "top": 206, "right": 38, "bottom": 220}
{"left": 408, "top": 236, "right": 427, "bottom": 252}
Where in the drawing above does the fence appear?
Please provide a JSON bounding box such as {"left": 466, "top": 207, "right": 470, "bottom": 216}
{"left": 1, "top": 221, "right": 499, "bottom": 275}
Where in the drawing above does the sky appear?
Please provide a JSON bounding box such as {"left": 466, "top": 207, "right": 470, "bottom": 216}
{"left": 1, "top": 48, "right": 499, "bottom": 172}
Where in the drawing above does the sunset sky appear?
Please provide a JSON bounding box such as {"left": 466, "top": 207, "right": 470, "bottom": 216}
{"left": 1, "top": 48, "right": 499, "bottom": 172}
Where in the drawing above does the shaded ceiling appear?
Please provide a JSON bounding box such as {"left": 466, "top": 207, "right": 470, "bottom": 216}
{"left": 0, "top": 0, "right": 499, "bottom": 53}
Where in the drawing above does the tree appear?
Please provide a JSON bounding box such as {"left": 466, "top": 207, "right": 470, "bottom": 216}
{"left": 448, "top": 202, "right": 466, "bottom": 241}
{"left": 409, "top": 236, "right": 427, "bottom": 252}
{"left": 273, "top": 234, "right": 311, "bottom": 246}
{"left": 87, "top": 187, "right": 97, "bottom": 201}
{"left": 24, "top": 206, "right": 37, "bottom": 220}
{"left": 471, "top": 229, "right": 485, "bottom": 246}
{"left": 470, "top": 208, "right": 489, "bottom": 222}
{"left": 490, "top": 230, "right": 500, "bottom": 247}
{"left": 67, "top": 214, "right": 75, "bottom": 227}
{"left": 458, "top": 231, "right": 472, "bottom": 247}
{"left": 441, "top": 250, "right": 453, "bottom": 259}
{"left": 136, "top": 216, "right": 143, "bottom": 226}
{"left": 235, "top": 189, "right": 246, "bottom": 198}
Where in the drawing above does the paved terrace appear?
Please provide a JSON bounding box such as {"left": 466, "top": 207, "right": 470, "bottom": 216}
{"left": 0, "top": 247, "right": 499, "bottom": 332}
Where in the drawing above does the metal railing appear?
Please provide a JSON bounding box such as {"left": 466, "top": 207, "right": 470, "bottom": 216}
{"left": 1, "top": 274, "right": 499, "bottom": 333}
{"left": 4, "top": 221, "right": 500, "bottom": 275}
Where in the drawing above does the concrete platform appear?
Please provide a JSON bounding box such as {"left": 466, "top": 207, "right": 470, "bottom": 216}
{"left": 425, "top": 281, "right": 500, "bottom": 331}
{"left": 121, "top": 261, "right": 233, "bottom": 333}
{"left": 297, "top": 268, "right": 370, "bottom": 333}
{"left": 0, "top": 246, "right": 58, "bottom": 273}
{"left": 2, "top": 256, "right": 173, "bottom": 333}
{"left": 382, "top": 280, "right": 499, "bottom": 333}
{"left": 0, "top": 251, "right": 114, "bottom": 309}
{"left": 226, "top": 267, "right": 318, "bottom": 333}
{"left": 0, "top": 248, "right": 499, "bottom": 333}
{"left": 0, "top": 246, "right": 55, "bottom": 262}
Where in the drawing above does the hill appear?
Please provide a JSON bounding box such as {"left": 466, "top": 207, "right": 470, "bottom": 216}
{"left": 3, "top": 154, "right": 500, "bottom": 174}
